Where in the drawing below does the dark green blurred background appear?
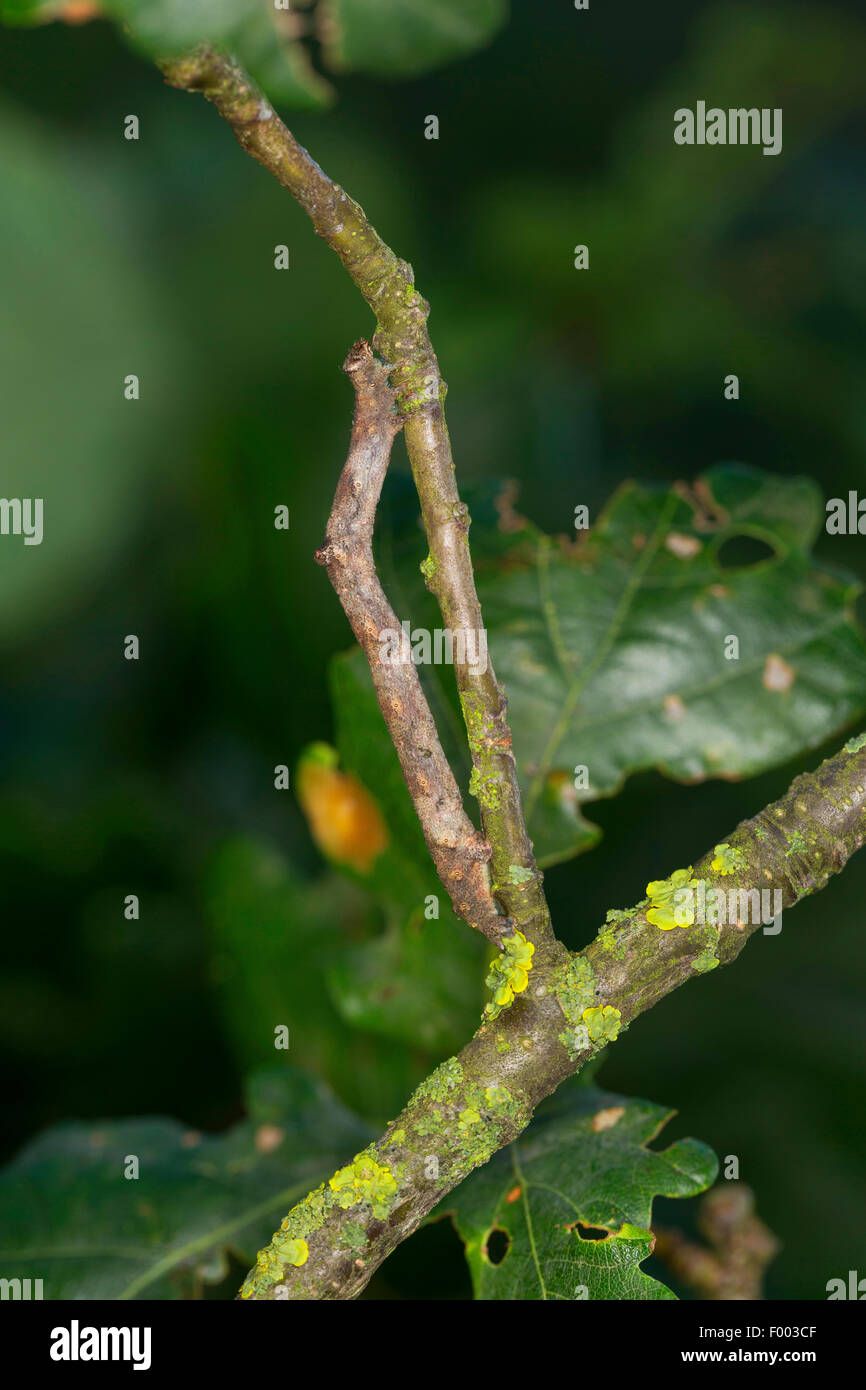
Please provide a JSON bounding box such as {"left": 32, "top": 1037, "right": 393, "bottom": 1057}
{"left": 1, "top": 0, "right": 865, "bottom": 1298}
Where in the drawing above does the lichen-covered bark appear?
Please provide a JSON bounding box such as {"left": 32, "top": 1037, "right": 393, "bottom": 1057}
{"left": 241, "top": 736, "right": 866, "bottom": 1298}
{"left": 155, "top": 42, "right": 866, "bottom": 1306}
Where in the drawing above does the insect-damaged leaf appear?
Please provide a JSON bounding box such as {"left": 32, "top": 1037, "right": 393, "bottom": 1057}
{"left": 477, "top": 464, "right": 866, "bottom": 865}
{"left": 446, "top": 1082, "right": 718, "bottom": 1300}
{"left": 348, "top": 465, "right": 866, "bottom": 871}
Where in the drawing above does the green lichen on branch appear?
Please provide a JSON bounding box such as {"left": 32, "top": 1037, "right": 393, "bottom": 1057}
{"left": 240, "top": 727, "right": 866, "bottom": 1299}
{"left": 240, "top": 1183, "right": 333, "bottom": 1299}
{"left": 468, "top": 763, "right": 502, "bottom": 809}
{"left": 239, "top": 1142, "right": 403, "bottom": 1299}
{"left": 692, "top": 945, "right": 721, "bottom": 974}
{"left": 401, "top": 1059, "right": 531, "bottom": 1176}
{"left": 508, "top": 864, "right": 535, "bottom": 886}
{"left": 597, "top": 907, "right": 636, "bottom": 960}
{"left": 446, "top": 1081, "right": 530, "bottom": 1169}
{"left": 414, "top": 1112, "right": 445, "bottom": 1137}
{"left": 337, "top": 1221, "right": 368, "bottom": 1257}
{"left": 710, "top": 842, "right": 746, "bottom": 876}
{"left": 550, "top": 954, "right": 599, "bottom": 1058}
{"left": 412, "top": 1056, "right": 464, "bottom": 1103}
{"left": 458, "top": 685, "right": 551, "bottom": 947}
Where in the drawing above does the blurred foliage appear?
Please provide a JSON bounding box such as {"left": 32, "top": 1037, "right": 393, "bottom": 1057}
{"left": 0, "top": 0, "right": 864, "bottom": 1299}
{"left": 0, "top": 95, "right": 188, "bottom": 638}
{"left": 204, "top": 828, "right": 483, "bottom": 1119}
{"left": 204, "top": 837, "right": 417, "bottom": 1120}
{"left": 1, "top": 0, "right": 507, "bottom": 106}
{"left": 321, "top": 0, "right": 508, "bottom": 79}
{"left": 0, "top": 1066, "right": 372, "bottom": 1298}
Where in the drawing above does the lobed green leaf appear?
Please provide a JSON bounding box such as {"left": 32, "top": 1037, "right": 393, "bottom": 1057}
{"left": 447, "top": 1081, "right": 718, "bottom": 1300}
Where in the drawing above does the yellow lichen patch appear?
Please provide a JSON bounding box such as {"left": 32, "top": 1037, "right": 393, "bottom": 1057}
{"left": 581, "top": 1005, "right": 622, "bottom": 1043}
{"left": 484, "top": 931, "right": 535, "bottom": 1018}
{"left": 272, "top": 1237, "right": 308, "bottom": 1267}
{"left": 328, "top": 1155, "right": 398, "bottom": 1217}
{"left": 241, "top": 1233, "right": 310, "bottom": 1298}
{"left": 762, "top": 653, "right": 795, "bottom": 693}
{"left": 296, "top": 743, "right": 388, "bottom": 874}
{"left": 646, "top": 867, "right": 695, "bottom": 930}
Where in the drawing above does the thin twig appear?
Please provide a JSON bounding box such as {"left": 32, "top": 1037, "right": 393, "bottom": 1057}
{"left": 156, "top": 43, "right": 866, "bottom": 1305}
{"left": 159, "top": 46, "right": 553, "bottom": 956}
{"left": 315, "top": 341, "right": 506, "bottom": 944}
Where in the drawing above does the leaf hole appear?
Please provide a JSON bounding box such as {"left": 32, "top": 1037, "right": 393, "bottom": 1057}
{"left": 484, "top": 1226, "right": 511, "bottom": 1265}
{"left": 573, "top": 1222, "right": 611, "bottom": 1242}
{"left": 714, "top": 533, "right": 776, "bottom": 571}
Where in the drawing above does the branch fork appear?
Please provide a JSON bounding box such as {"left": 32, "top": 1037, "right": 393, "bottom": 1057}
{"left": 159, "top": 47, "right": 866, "bottom": 1302}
